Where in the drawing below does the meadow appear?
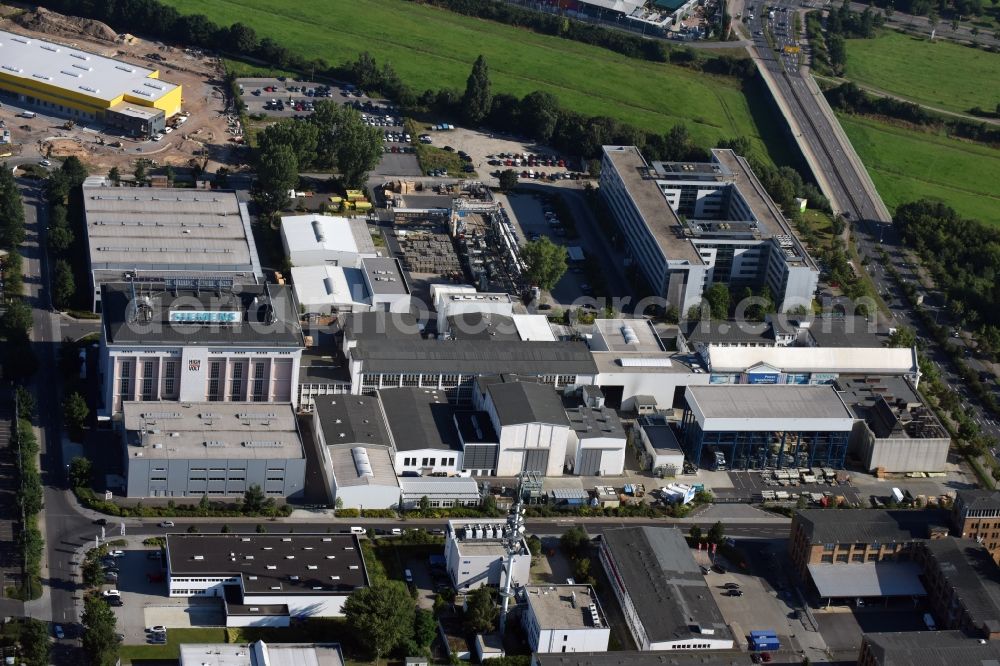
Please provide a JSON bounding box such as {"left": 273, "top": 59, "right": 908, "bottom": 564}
{"left": 838, "top": 114, "right": 1000, "bottom": 225}
{"left": 162, "top": 0, "right": 783, "bottom": 159}
{"left": 843, "top": 30, "right": 1000, "bottom": 114}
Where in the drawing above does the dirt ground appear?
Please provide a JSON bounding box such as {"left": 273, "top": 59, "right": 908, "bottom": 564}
{"left": 0, "top": 4, "right": 240, "bottom": 174}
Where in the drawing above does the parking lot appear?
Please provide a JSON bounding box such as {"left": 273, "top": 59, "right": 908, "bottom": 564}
{"left": 238, "top": 77, "right": 371, "bottom": 118}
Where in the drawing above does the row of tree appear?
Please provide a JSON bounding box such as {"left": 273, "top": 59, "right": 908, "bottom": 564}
{"left": 0, "top": 166, "right": 37, "bottom": 381}
{"left": 13, "top": 393, "right": 44, "bottom": 601}
{"left": 825, "top": 82, "right": 1000, "bottom": 146}
{"left": 253, "top": 101, "right": 382, "bottom": 215}
{"left": 45, "top": 157, "right": 90, "bottom": 311}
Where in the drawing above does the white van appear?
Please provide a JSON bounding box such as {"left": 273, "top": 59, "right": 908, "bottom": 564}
{"left": 349, "top": 526, "right": 365, "bottom": 535}
{"left": 19, "top": 111, "right": 36, "bottom": 119}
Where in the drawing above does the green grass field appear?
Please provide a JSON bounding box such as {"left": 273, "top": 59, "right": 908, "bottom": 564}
{"left": 843, "top": 31, "right": 1000, "bottom": 114}
{"left": 162, "top": 0, "right": 780, "bottom": 159}
{"left": 839, "top": 114, "right": 1000, "bottom": 225}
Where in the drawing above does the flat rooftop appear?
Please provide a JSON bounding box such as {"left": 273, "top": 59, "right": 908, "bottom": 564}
{"left": 591, "top": 318, "right": 664, "bottom": 353}
{"left": 590, "top": 351, "right": 705, "bottom": 375}
{"left": 354, "top": 339, "right": 598, "bottom": 376}
{"left": 282, "top": 214, "right": 375, "bottom": 261}
{"left": 706, "top": 345, "right": 918, "bottom": 375}
{"left": 180, "top": 642, "right": 344, "bottom": 666}
{"left": 565, "top": 404, "right": 625, "bottom": 440}
{"left": 361, "top": 257, "right": 409, "bottom": 295}
{"left": 485, "top": 379, "right": 570, "bottom": 427}
{"left": 166, "top": 533, "right": 368, "bottom": 595}
{"left": 638, "top": 415, "right": 683, "bottom": 453}
{"left": 122, "top": 402, "right": 303, "bottom": 460}
{"left": 837, "top": 375, "right": 947, "bottom": 440}
{"left": 291, "top": 265, "right": 369, "bottom": 309}
{"left": 378, "top": 387, "right": 462, "bottom": 452}
{"left": 0, "top": 29, "right": 178, "bottom": 104}
{"left": 602, "top": 146, "right": 700, "bottom": 265}
{"left": 686, "top": 385, "right": 854, "bottom": 421}
{"left": 863, "top": 630, "right": 1000, "bottom": 666}
{"left": 601, "top": 527, "right": 730, "bottom": 645}
{"left": 449, "top": 519, "right": 528, "bottom": 557}
{"left": 445, "top": 313, "right": 520, "bottom": 341}
{"left": 314, "top": 395, "right": 391, "bottom": 448}
{"left": 794, "top": 509, "right": 950, "bottom": 544}
{"left": 710, "top": 149, "right": 795, "bottom": 241}
{"left": 525, "top": 585, "right": 606, "bottom": 630}
{"left": 83, "top": 187, "right": 260, "bottom": 275}
{"left": 101, "top": 283, "right": 303, "bottom": 347}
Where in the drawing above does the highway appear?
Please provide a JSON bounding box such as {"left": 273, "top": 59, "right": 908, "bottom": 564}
{"left": 746, "top": 2, "right": 892, "bottom": 225}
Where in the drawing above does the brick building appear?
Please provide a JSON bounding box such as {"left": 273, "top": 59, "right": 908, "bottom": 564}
{"left": 953, "top": 489, "right": 1000, "bottom": 563}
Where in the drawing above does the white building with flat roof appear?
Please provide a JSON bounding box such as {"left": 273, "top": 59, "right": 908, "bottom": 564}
{"left": 445, "top": 519, "right": 531, "bottom": 591}
{"left": 180, "top": 641, "right": 343, "bottom": 666}
{"left": 281, "top": 214, "right": 376, "bottom": 268}
{"left": 291, "top": 265, "right": 370, "bottom": 316}
{"left": 83, "top": 186, "right": 262, "bottom": 311}
{"left": 523, "top": 585, "right": 610, "bottom": 654}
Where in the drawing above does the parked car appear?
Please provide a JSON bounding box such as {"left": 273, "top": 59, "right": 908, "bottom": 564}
{"left": 149, "top": 625, "right": 167, "bottom": 634}
{"left": 723, "top": 582, "right": 740, "bottom": 590}
{"left": 93, "top": 518, "right": 109, "bottom": 526}
{"left": 109, "top": 550, "right": 125, "bottom": 558}
{"left": 102, "top": 589, "right": 121, "bottom": 597}
{"left": 725, "top": 589, "right": 744, "bottom": 597}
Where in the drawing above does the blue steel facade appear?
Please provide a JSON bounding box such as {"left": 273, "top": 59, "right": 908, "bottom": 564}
{"left": 680, "top": 408, "right": 850, "bottom": 470}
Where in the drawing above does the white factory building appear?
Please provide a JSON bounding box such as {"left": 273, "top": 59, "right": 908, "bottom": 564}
{"left": 444, "top": 519, "right": 531, "bottom": 591}
{"left": 522, "top": 584, "right": 610, "bottom": 654}
{"left": 564, "top": 386, "right": 627, "bottom": 476}
{"left": 97, "top": 282, "right": 304, "bottom": 419}
{"left": 704, "top": 345, "right": 921, "bottom": 386}
{"left": 291, "top": 256, "right": 411, "bottom": 315}
{"left": 280, "top": 214, "right": 377, "bottom": 267}
{"left": 166, "top": 534, "right": 368, "bottom": 626}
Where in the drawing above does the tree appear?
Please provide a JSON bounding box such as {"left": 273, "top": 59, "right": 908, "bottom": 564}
{"left": 689, "top": 525, "right": 702, "bottom": 541}
{"left": 81, "top": 594, "right": 121, "bottom": 666}
{"left": 521, "top": 237, "right": 568, "bottom": 291}
{"left": 254, "top": 143, "right": 298, "bottom": 215}
{"left": 69, "top": 456, "right": 93, "bottom": 490}
{"left": 465, "top": 585, "right": 498, "bottom": 634}
{"left": 560, "top": 526, "right": 589, "bottom": 556}
{"left": 53, "top": 259, "right": 75, "bottom": 310}
{"left": 527, "top": 534, "right": 542, "bottom": 558}
{"left": 519, "top": 90, "right": 560, "bottom": 143}
{"left": 221, "top": 524, "right": 231, "bottom": 533}
{"left": 60, "top": 156, "right": 89, "bottom": 189}
{"left": 329, "top": 106, "right": 383, "bottom": 188}
{"left": 227, "top": 22, "right": 259, "bottom": 52}
{"left": 16, "top": 386, "right": 36, "bottom": 420}
{"left": 708, "top": 521, "right": 726, "bottom": 544}
{"left": 20, "top": 618, "right": 51, "bottom": 666}
{"left": 419, "top": 495, "right": 431, "bottom": 513}
{"left": 2, "top": 299, "right": 32, "bottom": 337}
{"left": 63, "top": 392, "right": 89, "bottom": 441}
{"left": 133, "top": 159, "right": 148, "bottom": 185}
{"left": 413, "top": 608, "right": 437, "bottom": 648}
{"left": 344, "top": 581, "right": 416, "bottom": 663}
{"left": 243, "top": 484, "right": 266, "bottom": 513}
{"left": 164, "top": 165, "right": 176, "bottom": 186}
{"left": 887, "top": 326, "right": 917, "bottom": 348}
{"left": 186, "top": 524, "right": 199, "bottom": 533}
{"left": 107, "top": 166, "right": 121, "bottom": 186}
{"left": 498, "top": 169, "right": 518, "bottom": 193}
{"left": 257, "top": 119, "right": 320, "bottom": 168}
{"left": 82, "top": 556, "right": 104, "bottom": 588}
{"left": 256, "top": 523, "right": 267, "bottom": 533}
{"left": 704, "top": 283, "right": 730, "bottom": 319}
{"left": 48, "top": 216, "right": 74, "bottom": 254}
{"left": 462, "top": 55, "right": 493, "bottom": 125}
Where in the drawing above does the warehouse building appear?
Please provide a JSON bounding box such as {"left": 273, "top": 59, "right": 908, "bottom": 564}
{"left": 532, "top": 652, "right": 751, "bottom": 666}
{"left": 379, "top": 387, "right": 464, "bottom": 476}
{"left": 703, "top": 345, "right": 921, "bottom": 387}
{"left": 121, "top": 402, "right": 305, "bottom": 499}
{"left": 0, "top": 30, "right": 181, "bottom": 133}
{"left": 522, "top": 584, "right": 610, "bottom": 654}
{"left": 180, "top": 641, "right": 344, "bottom": 666}
{"left": 858, "top": 630, "right": 1000, "bottom": 666}
{"left": 444, "top": 519, "right": 531, "bottom": 591}
{"left": 280, "top": 214, "right": 376, "bottom": 268}
{"left": 98, "top": 282, "right": 304, "bottom": 418}
{"left": 83, "top": 186, "right": 262, "bottom": 312}
{"left": 166, "top": 533, "right": 368, "bottom": 626}
{"left": 636, "top": 414, "right": 685, "bottom": 475}
{"left": 600, "top": 146, "right": 819, "bottom": 314}
{"left": 564, "top": 387, "right": 627, "bottom": 476}
{"left": 600, "top": 527, "right": 733, "bottom": 651}
{"left": 678, "top": 315, "right": 885, "bottom": 354}
{"left": 838, "top": 376, "right": 950, "bottom": 473}
{"left": 312, "top": 395, "right": 400, "bottom": 509}
{"left": 681, "top": 385, "right": 855, "bottom": 470}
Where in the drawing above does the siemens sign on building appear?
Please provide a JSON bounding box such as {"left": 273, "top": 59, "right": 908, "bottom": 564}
{"left": 168, "top": 310, "right": 243, "bottom": 324}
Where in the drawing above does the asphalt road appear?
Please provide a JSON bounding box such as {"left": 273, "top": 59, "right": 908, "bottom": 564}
{"left": 845, "top": 0, "right": 1000, "bottom": 48}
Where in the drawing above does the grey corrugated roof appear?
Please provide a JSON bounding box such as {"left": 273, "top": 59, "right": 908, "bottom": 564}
{"left": 377, "top": 387, "right": 462, "bottom": 452}
{"left": 355, "top": 339, "right": 597, "bottom": 375}
{"left": 313, "top": 395, "right": 391, "bottom": 448}
{"left": 863, "top": 630, "right": 1000, "bottom": 666}
{"left": 601, "top": 527, "right": 730, "bottom": 645}
{"left": 101, "top": 282, "right": 303, "bottom": 347}
{"left": 565, "top": 404, "right": 625, "bottom": 439}
{"left": 687, "top": 385, "right": 852, "bottom": 420}
{"left": 793, "top": 509, "right": 950, "bottom": 545}
{"left": 486, "top": 381, "right": 570, "bottom": 427}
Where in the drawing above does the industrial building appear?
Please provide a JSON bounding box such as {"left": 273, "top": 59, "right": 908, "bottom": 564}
{"left": 291, "top": 257, "right": 411, "bottom": 316}
{"left": 952, "top": 489, "right": 1000, "bottom": 563}
{"left": 522, "top": 585, "right": 610, "bottom": 654}
{"left": 564, "top": 387, "right": 627, "bottom": 476}
{"left": 680, "top": 385, "right": 855, "bottom": 470}
{"left": 599, "top": 146, "right": 819, "bottom": 314}
{"left": 636, "top": 414, "right": 685, "bottom": 475}
{"left": 473, "top": 378, "right": 571, "bottom": 477}
{"left": 677, "top": 315, "right": 885, "bottom": 354}
{"left": 838, "top": 376, "right": 950, "bottom": 472}
{"left": 444, "top": 519, "right": 531, "bottom": 591}
{"left": 858, "top": 631, "right": 1000, "bottom": 666}
{"left": 379, "top": 387, "right": 464, "bottom": 476}
{"left": 599, "top": 527, "right": 733, "bottom": 651}
{"left": 121, "top": 402, "right": 305, "bottom": 499}
{"left": 0, "top": 29, "right": 181, "bottom": 133}
{"left": 280, "top": 214, "right": 377, "bottom": 268}
{"left": 82, "top": 186, "right": 262, "bottom": 311}
{"left": 398, "top": 477, "right": 481, "bottom": 510}
{"left": 98, "top": 282, "right": 304, "bottom": 418}
{"left": 312, "top": 395, "right": 400, "bottom": 509}
{"left": 703, "top": 344, "right": 921, "bottom": 387}
{"left": 180, "top": 641, "right": 344, "bottom": 666}
{"left": 166, "top": 534, "right": 369, "bottom": 626}
{"left": 532, "top": 652, "right": 749, "bottom": 666}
